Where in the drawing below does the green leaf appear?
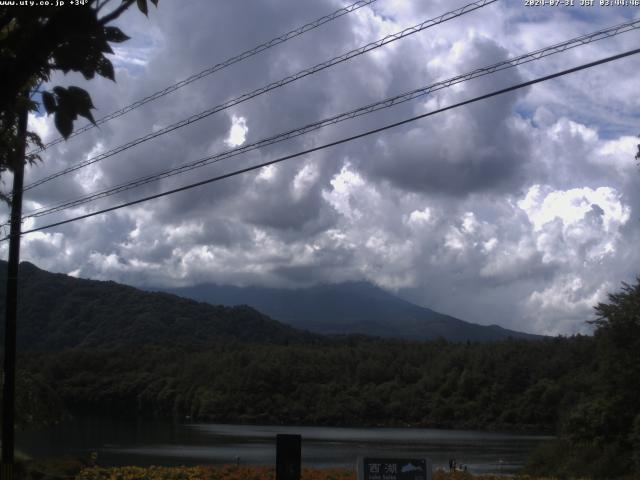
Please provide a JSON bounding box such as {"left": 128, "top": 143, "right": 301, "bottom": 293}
{"left": 51, "top": 86, "right": 96, "bottom": 131}
{"left": 79, "top": 109, "right": 96, "bottom": 124}
{"left": 137, "top": 0, "right": 148, "bottom": 15}
{"left": 66, "top": 86, "right": 94, "bottom": 107}
{"left": 104, "top": 26, "right": 130, "bottom": 43}
{"left": 52, "top": 44, "right": 82, "bottom": 72}
{"left": 96, "top": 57, "right": 115, "bottom": 81}
{"left": 80, "top": 63, "right": 97, "bottom": 80}
{"left": 26, "top": 131, "right": 44, "bottom": 152}
{"left": 80, "top": 50, "right": 105, "bottom": 80}
{"left": 66, "top": 86, "right": 96, "bottom": 124}
{"left": 41, "top": 91, "right": 56, "bottom": 114}
{"left": 98, "top": 38, "right": 114, "bottom": 55}
{"left": 54, "top": 111, "right": 73, "bottom": 139}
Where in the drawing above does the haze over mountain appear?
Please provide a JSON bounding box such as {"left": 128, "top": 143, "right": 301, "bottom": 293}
{"left": 161, "top": 281, "right": 541, "bottom": 342}
{"left": 0, "top": 260, "right": 540, "bottom": 349}
{"left": 0, "top": 261, "right": 324, "bottom": 351}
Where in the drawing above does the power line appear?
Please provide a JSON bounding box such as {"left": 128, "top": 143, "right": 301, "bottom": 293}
{"left": 29, "top": 0, "right": 379, "bottom": 154}
{"left": 8, "top": 47, "right": 639, "bottom": 241}
{"left": 20, "top": 18, "right": 640, "bottom": 221}
{"left": 23, "top": 0, "right": 498, "bottom": 192}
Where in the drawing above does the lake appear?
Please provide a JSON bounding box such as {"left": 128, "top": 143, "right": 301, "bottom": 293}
{"left": 17, "top": 419, "right": 552, "bottom": 475}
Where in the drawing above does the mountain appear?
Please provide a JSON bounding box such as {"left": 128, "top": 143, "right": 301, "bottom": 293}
{"left": 160, "top": 281, "right": 541, "bottom": 342}
{"left": 0, "top": 261, "right": 325, "bottom": 351}
{"left": 0, "top": 261, "right": 539, "bottom": 350}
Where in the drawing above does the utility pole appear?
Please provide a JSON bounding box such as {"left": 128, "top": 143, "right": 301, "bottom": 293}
{"left": 1, "top": 100, "right": 28, "bottom": 480}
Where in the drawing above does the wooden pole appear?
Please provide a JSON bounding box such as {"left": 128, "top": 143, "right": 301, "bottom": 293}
{"left": 1, "top": 101, "right": 28, "bottom": 480}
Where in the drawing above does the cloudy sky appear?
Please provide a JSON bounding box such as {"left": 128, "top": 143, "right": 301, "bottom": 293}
{"left": 3, "top": 0, "right": 640, "bottom": 336}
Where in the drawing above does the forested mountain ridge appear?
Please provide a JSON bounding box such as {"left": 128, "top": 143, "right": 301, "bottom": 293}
{"left": 0, "top": 261, "right": 326, "bottom": 350}
{"left": 160, "top": 281, "right": 541, "bottom": 342}
{"left": 0, "top": 260, "right": 577, "bottom": 433}
{"left": 2, "top": 260, "right": 638, "bottom": 477}
{"left": 22, "top": 336, "right": 595, "bottom": 432}
{"left": 0, "top": 260, "right": 539, "bottom": 350}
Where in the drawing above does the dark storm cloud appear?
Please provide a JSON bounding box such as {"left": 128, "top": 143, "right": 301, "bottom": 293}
{"left": 5, "top": 0, "right": 640, "bottom": 335}
{"left": 355, "top": 36, "right": 532, "bottom": 196}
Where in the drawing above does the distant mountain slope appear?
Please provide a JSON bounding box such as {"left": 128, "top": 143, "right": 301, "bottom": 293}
{"left": 0, "top": 261, "right": 325, "bottom": 350}
{"left": 162, "top": 281, "right": 541, "bottom": 342}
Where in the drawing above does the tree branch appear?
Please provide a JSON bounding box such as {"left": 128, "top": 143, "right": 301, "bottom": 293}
{"left": 98, "top": 0, "right": 136, "bottom": 25}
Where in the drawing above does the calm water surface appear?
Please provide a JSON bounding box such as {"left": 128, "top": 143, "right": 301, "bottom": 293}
{"left": 17, "top": 419, "right": 552, "bottom": 475}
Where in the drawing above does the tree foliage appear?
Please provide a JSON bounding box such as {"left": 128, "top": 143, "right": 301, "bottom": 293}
{"left": 529, "top": 278, "right": 640, "bottom": 478}
{"left": 0, "top": 261, "right": 598, "bottom": 434}
{"left": 589, "top": 279, "right": 640, "bottom": 474}
{"left": 19, "top": 337, "right": 596, "bottom": 433}
{"left": 0, "top": 0, "right": 158, "bottom": 195}
{"left": 3, "top": 266, "right": 639, "bottom": 476}
{"left": 0, "top": 261, "right": 324, "bottom": 350}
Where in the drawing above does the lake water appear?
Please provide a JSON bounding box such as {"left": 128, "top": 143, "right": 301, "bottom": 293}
{"left": 17, "top": 419, "right": 552, "bottom": 475}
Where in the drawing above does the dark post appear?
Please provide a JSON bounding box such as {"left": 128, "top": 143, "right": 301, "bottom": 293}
{"left": 276, "top": 434, "right": 301, "bottom": 480}
{"left": 1, "top": 102, "right": 28, "bottom": 480}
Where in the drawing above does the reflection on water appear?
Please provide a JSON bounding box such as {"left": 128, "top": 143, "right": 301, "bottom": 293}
{"left": 17, "top": 419, "right": 552, "bottom": 475}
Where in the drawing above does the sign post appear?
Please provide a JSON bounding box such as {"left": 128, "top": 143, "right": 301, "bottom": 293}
{"left": 357, "top": 457, "right": 432, "bottom": 480}
{"left": 276, "top": 434, "right": 301, "bottom": 480}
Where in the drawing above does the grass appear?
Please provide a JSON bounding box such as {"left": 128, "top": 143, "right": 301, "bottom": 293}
{"left": 72, "top": 465, "right": 587, "bottom": 480}
{"left": 16, "top": 459, "right": 605, "bottom": 480}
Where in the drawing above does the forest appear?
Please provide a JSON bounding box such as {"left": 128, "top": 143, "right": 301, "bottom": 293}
{"left": 12, "top": 322, "right": 639, "bottom": 478}
{"left": 1, "top": 262, "right": 639, "bottom": 477}
{"left": 18, "top": 336, "right": 593, "bottom": 430}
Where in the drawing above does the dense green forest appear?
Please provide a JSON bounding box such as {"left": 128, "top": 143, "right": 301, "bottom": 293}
{"left": 0, "top": 261, "right": 326, "bottom": 349}
{"left": 11, "top": 328, "right": 637, "bottom": 477}
{"left": 0, "top": 261, "right": 638, "bottom": 477}
{"left": 18, "top": 337, "right": 594, "bottom": 430}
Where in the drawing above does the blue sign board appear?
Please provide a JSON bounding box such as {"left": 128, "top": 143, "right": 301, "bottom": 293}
{"left": 358, "top": 457, "right": 432, "bottom": 480}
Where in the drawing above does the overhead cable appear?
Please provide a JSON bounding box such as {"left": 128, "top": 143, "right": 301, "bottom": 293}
{"left": 23, "top": 0, "right": 498, "bottom": 192}
{"left": 7, "top": 47, "right": 639, "bottom": 241}
{"left": 21, "top": 18, "right": 640, "bottom": 220}
{"left": 30, "top": 0, "right": 380, "bottom": 154}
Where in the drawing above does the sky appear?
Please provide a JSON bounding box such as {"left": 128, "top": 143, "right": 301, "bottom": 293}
{"left": 2, "top": 0, "right": 640, "bottom": 336}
